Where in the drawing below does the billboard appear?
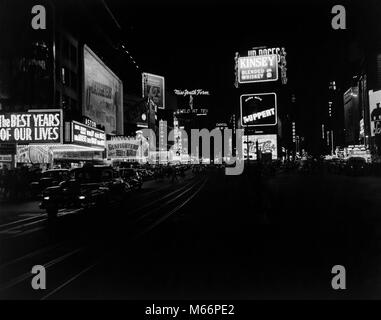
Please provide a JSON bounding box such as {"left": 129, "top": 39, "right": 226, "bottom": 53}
{"left": 71, "top": 121, "right": 106, "bottom": 148}
{"left": 242, "top": 134, "right": 278, "bottom": 160}
{"left": 106, "top": 138, "right": 141, "bottom": 159}
{"left": 240, "top": 93, "right": 277, "bottom": 127}
{"left": 368, "top": 89, "right": 381, "bottom": 136}
{"left": 0, "top": 109, "right": 63, "bottom": 144}
{"left": 142, "top": 72, "right": 165, "bottom": 109}
{"left": 83, "top": 45, "right": 123, "bottom": 135}
{"left": 238, "top": 54, "right": 278, "bottom": 83}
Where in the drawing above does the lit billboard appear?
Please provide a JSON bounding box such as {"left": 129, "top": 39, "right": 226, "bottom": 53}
{"left": 72, "top": 121, "right": 106, "bottom": 148}
{"left": 142, "top": 72, "right": 165, "bottom": 109}
{"left": 0, "top": 109, "right": 63, "bottom": 144}
{"left": 240, "top": 93, "right": 277, "bottom": 127}
{"left": 83, "top": 45, "right": 123, "bottom": 135}
{"left": 242, "top": 134, "right": 278, "bottom": 160}
{"left": 106, "top": 138, "right": 140, "bottom": 159}
{"left": 368, "top": 89, "right": 381, "bottom": 136}
{"left": 238, "top": 54, "right": 278, "bottom": 83}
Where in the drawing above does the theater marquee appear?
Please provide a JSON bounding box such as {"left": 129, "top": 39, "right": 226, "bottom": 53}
{"left": 0, "top": 109, "right": 63, "bottom": 144}
{"left": 71, "top": 121, "right": 106, "bottom": 148}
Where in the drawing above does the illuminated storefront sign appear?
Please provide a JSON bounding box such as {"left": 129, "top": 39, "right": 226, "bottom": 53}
{"left": 238, "top": 54, "right": 278, "bottom": 83}
{"left": 72, "top": 121, "right": 105, "bottom": 148}
{"left": 0, "top": 109, "right": 63, "bottom": 144}
{"left": 242, "top": 134, "right": 278, "bottom": 160}
{"left": 174, "top": 89, "right": 210, "bottom": 96}
{"left": 106, "top": 137, "right": 144, "bottom": 159}
{"left": 248, "top": 47, "right": 281, "bottom": 58}
{"left": 240, "top": 93, "right": 277, "bottom": 127}
{"left": 159, "top": 120, "right": 167, "bottom": 152}
{"left": 142, "top": 72, "right": 165, "bottom": 109}
{"left": 174, "top": 109, "right": 208, "bottom": 115}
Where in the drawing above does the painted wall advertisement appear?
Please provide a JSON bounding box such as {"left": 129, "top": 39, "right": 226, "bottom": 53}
{"left": 242, "top": 134, "right": 278, "bottom": 160}
{"left": 142, "top": 72, "right": 165, "bottom": 109}
{"left": 0, "top": 109, "right": 62, "bottom": 144}
{"left": 238, "top": 54, "right": 278, "bottom": 83}
{"left": 83, "top": 45, "right": 123, "bottom": 135}
{"left": 240, "top": 93, "right": 277, "bottom": 127}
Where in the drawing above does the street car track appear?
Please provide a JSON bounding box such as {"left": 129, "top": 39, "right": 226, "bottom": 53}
{"left": 39, "top": 176, "right": 208, "bottom": 300}
{"left": 0, "top": 175, "right": 194, "bottom": 238}
{"left": 0, "top": 177, "right": 199, "bottom": 270}
{"left": 0, "top": 175, "right": 207, "bottom": 299}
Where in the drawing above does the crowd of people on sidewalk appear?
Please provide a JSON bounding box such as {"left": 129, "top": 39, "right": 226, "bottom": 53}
{"left": 0, "top": 166, "right": 41, "bottom": 201}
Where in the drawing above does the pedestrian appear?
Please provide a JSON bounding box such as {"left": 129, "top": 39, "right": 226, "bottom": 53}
{"left": 171, "top": 167, "right": 178, "bottom": 183}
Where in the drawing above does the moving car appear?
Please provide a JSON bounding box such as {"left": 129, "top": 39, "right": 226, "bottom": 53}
{"left": 40, "top": 166, "right": 132, "bottom": 218}
{"left": 30, "top": 169, "right": 69, "bottom": 198}
{"left": 118, "top": 168, "right": 143, "bottom": 190}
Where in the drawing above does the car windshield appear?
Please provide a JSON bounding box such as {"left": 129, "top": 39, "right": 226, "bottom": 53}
{"left": 42, "top": 170, "right": 67, "bottom": 179}
{"left": 71, "top": 168, "right": 114, "bottom": 183}
{"left": 121, "top": 169, "right": 135, "bottom": 178}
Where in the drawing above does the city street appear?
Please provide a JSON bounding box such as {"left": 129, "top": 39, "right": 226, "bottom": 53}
{"left": 2, "top": 0, "right": 381, "bottom": 304}
{"left": 1, "top": 167, "right": 381, "bottom": 299}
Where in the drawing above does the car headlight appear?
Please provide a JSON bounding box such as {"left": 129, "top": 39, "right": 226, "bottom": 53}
{"left": 43, "top": 196, "right": 50, "bottom": 200}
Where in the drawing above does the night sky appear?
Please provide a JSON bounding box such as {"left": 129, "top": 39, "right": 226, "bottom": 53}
{"left": 100, "top": 0, "right": 380, "bottom": 149}
{"left": 3, "top": 0, "right": 381, "bottom": 152}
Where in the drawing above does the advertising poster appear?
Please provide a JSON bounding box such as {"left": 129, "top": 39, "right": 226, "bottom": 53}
{"left": 0, "top": 109, "right": 62, "bottom": 144}
{"left": 238, "top": 54, "right": 278, "bottom": 83}
{"left": 242, "top": 134, "right": 278, "bottom": 160}
{"left": 240, "top": 93, "right": 277, "bottom": 127}
{"left": 106, "top": 137, "right": 143, "bottom": 159}
{"left": 142, "top": 72, "right": 165, "bottom": 109}
{"left": 368, "top": 89, "right": 381, "bottom": 137}
{"left": 83, "top": 45, "right": 123, "bottom": 135}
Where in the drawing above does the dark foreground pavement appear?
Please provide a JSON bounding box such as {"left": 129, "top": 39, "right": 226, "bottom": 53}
{"left": 1, "top": 167, "right": 381, "bottom": 299}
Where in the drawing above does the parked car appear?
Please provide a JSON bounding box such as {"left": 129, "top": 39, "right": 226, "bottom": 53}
{"left": 40, "top": 166, "right": 132, "bottom": 218}
{"left": 118, "top": 168, "right": 143, "bottom": 190}
{"left": 30, "top": 169, "right": 69, "bottom": 198}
